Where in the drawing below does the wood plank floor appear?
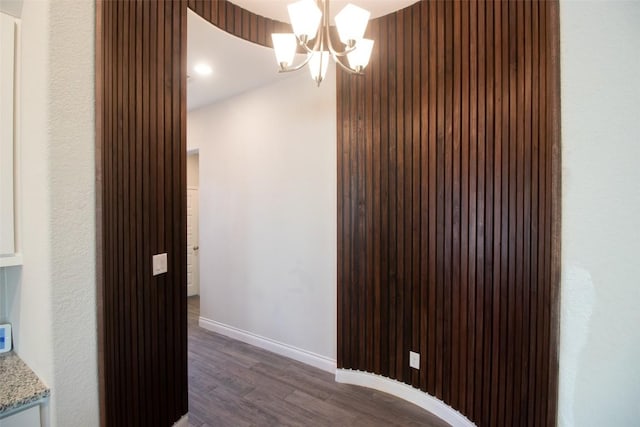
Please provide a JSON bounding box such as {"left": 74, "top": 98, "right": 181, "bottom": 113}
{"left": 188, "top": 296, "right": 450, "bottom": 427}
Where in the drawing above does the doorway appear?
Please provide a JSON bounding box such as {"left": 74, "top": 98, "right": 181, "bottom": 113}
{"left": 186, "top": 151, "right": 199, "bottom": 297}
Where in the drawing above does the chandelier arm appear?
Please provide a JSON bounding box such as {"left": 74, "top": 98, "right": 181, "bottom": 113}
{"left": 323, "top": 0, "right": 357, "bottom": 58}
{"left": 332, "top": 53, "right": 362, "bottom": 75}
{"left": 278, "top": 53, "right": 315, "bottom": 73}
{"left": 296, "top": 26, "right": 323, "bottom": 55}
{"left": 324, "top": 9, "right": 359, "bottom": 76}
{"left": 280, "top": 24, "right": 324, "bottom": 73}
{"left": 320, "top": 0, "right": 328, "bottom": 51}
{"left": 323, "top": 0, "right": 330, "bottom": 37}
{"left": 326, "top": 33, "right": 356, "bottom": 57}
{"left": 326, "top": 35, "right": 357, "bottom": 57}
{"left": 329, "top": 45, "right": 357, "bottom": 57}
{"left": 296, "top": 39, "right": 316, "bottom": 54}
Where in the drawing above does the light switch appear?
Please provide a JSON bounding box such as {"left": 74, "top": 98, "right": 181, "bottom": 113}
{"left": 152, "top": 253, "right": 168, "bottom": 276}
{"left": 409, "top": 351, "right": 420, "bottom": 370}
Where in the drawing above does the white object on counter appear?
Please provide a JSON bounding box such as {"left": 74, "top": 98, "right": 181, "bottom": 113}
{"left": 0, "top": 325, "right": 10, "bottom": 353}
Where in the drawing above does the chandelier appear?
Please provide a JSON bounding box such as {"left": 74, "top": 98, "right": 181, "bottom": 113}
{"left": 271, "top": 0, "right": 374, "bottom": 86}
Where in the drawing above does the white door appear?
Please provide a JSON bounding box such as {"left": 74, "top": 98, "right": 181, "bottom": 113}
{"left": 186, "top": 187, "right": 200, "bottom": 296}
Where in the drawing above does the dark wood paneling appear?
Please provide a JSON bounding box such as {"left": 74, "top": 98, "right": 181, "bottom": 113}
{"left": 97, "top": 1, "right": 187, "bottom": 425}
{"left": 337, "top": 1, "right": 561, "bottom": 426}
{"left": 97, "top": 2, "right": 293, "bottom": 425}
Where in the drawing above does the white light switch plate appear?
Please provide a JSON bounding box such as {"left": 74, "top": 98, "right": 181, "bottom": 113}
{"left": 409, "top": 351, "right": 420, "bottom": 370}
{"left": 152, "top": 253, "right": 168, "bottom": 276}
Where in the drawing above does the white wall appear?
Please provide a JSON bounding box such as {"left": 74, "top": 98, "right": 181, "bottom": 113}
{"left": 4, "top": 0, "right": 55, "bottom": 419}
{"left": 188, "top": 68, "right": 337, "bottom": 364}
{"left": 3, "top": 0, "right": 99, "bottom": 426}
{"left": 559, "top": 1, "right": 640, "bottom": 426}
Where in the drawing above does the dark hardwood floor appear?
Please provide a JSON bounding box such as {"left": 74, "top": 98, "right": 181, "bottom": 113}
{"left": 187, "top": 296, "right": 450, "bottom": 427}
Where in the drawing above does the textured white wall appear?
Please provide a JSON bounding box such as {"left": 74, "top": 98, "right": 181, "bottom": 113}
{"left": 48, "top": 0, "right": 98, "bottom": 425}
{"left": 188, "top": 68, "right": 337, "bottom": 361}
{"left": 4, "top": 0, "right": 99, "bottom": 426}
{"left": 559, "top": 1, "right": 640, "bottom": 426}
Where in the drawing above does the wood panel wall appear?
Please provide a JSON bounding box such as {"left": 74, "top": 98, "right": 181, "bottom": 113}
{"left": 96, "top": 1, "right": 290, "bottom": 425}
{"left": 336, "top": 1, "right": 561, "bottom": 426}
{"left": 97, "top": 1, "right": 188, "bottom": 425}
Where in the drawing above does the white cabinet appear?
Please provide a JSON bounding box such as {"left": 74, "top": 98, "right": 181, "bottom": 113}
{"left": 0, "top": 405, "right": 41, "bottom": 427}
{"left": 0, "top": 12, "right": 21, "bottom": 267}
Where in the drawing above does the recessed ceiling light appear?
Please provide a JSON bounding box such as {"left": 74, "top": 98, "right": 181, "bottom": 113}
{"left": 193, "top": 63, "right": 212, "bottom": 76}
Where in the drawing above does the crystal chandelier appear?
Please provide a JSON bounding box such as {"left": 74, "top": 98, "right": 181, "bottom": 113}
{"left": 271, "top": 0, "right": 374, "bottom": 86}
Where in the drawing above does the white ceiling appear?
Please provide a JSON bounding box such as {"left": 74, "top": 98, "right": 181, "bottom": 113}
{"left": 231, "top": 0, "right": 419, "bottom": 22}
{"left": 187, "top": 10, "right": 300, "bottom": 111}
{"left": 187, "top": 1, "right": 419, "bottom": 111}
{"left": 0, "top": 0, "right": 23, "bottom": 17}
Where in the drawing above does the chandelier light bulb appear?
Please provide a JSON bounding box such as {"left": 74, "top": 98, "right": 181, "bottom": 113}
{"left": 288, "top": 0, "right": 323, "bottom": 42}
{"left": 335, "top": 4, "right": 371, "bottom": 46}
{"left": 308, "top": 51, "right": 330, "bottom": 86}
{"left": 347, "top": 38, "right": 374, "bottom": 72}
{"left": 272, "top": 33, "right": 298, "bottom": 69}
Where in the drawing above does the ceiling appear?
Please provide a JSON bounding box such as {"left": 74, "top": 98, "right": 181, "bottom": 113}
{"left": 231, "top": 0, "right": 419, "bottom": 22}
{"left": 187, "top": 10, "right": 300, "bottom": 111}
{"left": 187, "top": 1, "right": 419, "bottom": 111}
{"left": 0, "top": 0, "right": 23, "bottom": 17}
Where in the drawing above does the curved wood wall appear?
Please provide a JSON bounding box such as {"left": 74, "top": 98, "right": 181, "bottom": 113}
{"left": 97, "top": 1, "right": 290, "bottom": 425}
{"left": 336, "top": 1, "right": 561, "bottom": 426}
{"left": 97, "top": 1, "right": 188, "bottom": 425}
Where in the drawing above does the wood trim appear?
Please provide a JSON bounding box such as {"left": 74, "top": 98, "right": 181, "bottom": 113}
{"left": 199, "top": 316, "right": 337, "bottom": 373}
{"left": 94, "top": 0, "right": 106, "bottom": 425}
{"left": 335, "top": 369, "right": 474, "bottom": 427}
{"left": 547, "top": 1, "right": 562, "bottom": 424}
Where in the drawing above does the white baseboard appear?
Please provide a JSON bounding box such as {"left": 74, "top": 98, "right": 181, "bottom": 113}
{"left": 198, "top": 316, "right": 336, "bottom": 374}
{"left": 335, "top": 369, "right": 476, "bottom": 427}
{"left": 173, "top": 413, "right": 188, "bottom": 427}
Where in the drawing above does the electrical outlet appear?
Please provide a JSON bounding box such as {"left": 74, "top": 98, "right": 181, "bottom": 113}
{"left": 409, "top": 351, "right": 420, "bottom": 370}
{"left": 152, "top": 253, "right": 168, "bottom": 276}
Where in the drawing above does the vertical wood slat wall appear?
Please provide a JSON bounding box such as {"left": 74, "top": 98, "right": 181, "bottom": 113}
{"left": 97, "top": 1, "right": 187, "bottom": 425}
{"left": 337, "top": 1, "right": 560, "bottom": 426}
{"left": 97, "top": 1, "right": 289, "bottom": 425}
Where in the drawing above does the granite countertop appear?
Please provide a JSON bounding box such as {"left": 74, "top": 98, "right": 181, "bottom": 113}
{"left": 0, "top": 352, "right": 50, "bottom": 416}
